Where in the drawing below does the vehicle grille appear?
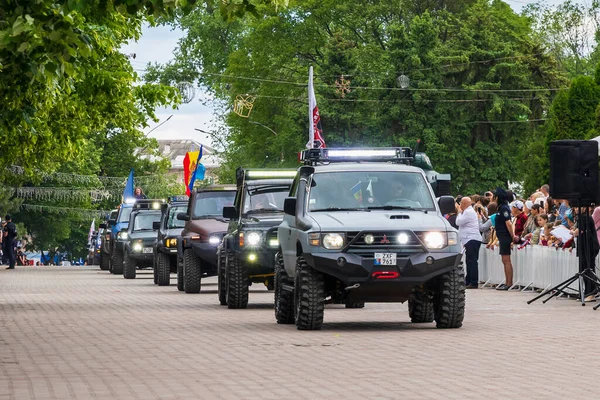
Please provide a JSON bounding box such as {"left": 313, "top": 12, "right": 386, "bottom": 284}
{"left": 266, "top": 228, "right": 278, "bottom": 243}
{"left": 345, "top": 231, "right": 425, "bottom": 257}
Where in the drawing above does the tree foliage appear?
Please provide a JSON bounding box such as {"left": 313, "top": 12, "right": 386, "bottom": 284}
{"left": 149, "top": 0, "right": 565, "bottom": 194}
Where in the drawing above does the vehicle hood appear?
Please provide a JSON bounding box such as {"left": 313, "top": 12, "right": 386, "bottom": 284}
{"left": 165, "top": 228, "right": 184, "bottom": 238}
{"left": 188, "top": 218, "right": 228, "bottom": 235}
{"left": 128, "top": 231, "right": 158, "bottom": 241}
{"left": 241, "top": 213, "right": 285, "bottom": 229}
{"left": 308, "top": 210, "right": 453, "bottom": 232}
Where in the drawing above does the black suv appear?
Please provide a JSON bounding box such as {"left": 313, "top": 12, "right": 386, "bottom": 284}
{"left": 120, "top": 200, "right": 165, "bottom": 279}
{"left": 153, "top": 196, "right": 188, "bottom": 286}
{"left": 220, "top": 169, "right": 295, "bottom": 308}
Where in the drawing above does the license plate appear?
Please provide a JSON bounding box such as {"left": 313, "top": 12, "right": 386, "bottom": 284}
{"left": 374, "top": 253, "right": 396, "bottom": 266}
{"left": 143, "top": 248, "right": 153, "bottom": 254}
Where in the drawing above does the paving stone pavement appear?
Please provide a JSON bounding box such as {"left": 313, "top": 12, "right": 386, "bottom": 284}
{"left": 0, "top": 266, "right": 598, "bottom": 400}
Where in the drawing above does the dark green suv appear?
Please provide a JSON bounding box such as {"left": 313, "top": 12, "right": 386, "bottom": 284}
{"left": 219, "top": 169, "right": 295, "bottom": 309}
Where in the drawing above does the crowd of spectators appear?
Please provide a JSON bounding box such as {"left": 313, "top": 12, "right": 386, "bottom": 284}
{"left": 446, "top": 184, "right": 600, "bottom": 301}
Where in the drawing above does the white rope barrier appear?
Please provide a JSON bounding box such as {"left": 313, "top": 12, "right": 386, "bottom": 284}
{"left": 479, "top": 246, "right": 598, "bottom": 292}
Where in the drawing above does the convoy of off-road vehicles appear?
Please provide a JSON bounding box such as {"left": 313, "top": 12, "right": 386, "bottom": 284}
{"left": 96, "top": 147, "right": 465, "bottom": 330}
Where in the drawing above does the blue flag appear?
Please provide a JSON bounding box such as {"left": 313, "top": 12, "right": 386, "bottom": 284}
{"left": 188, "top": 146, "right": 205, "bottom": 194}
{"left": 122, "top": 168, "right": 134, "bottom": 202}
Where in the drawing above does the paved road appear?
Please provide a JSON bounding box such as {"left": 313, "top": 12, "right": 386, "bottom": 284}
{"left": 0, "top": 266, "right": 598, "bottom": 399}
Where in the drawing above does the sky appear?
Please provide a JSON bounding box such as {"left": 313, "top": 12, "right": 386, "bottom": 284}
{"left": 119, "top": 0, "right": 579, "bottom": 146}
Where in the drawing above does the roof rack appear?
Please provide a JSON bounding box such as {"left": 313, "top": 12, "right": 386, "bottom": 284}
{"left": 300, "top": 147, "right": 414, "bottom": 166}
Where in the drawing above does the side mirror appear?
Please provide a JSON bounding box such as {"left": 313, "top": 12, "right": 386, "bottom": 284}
{"left": 223, "top": 206, "right": 237, "bottom": 219}
{"left": 284, "top": 197, "right": 297, "bottom": 216}
{"left": 99, "top": 223, "right": 107, "bottom": 229}
{"left": 152, "top": 221, "right": 161, "bottom": 230}
{"left": 438, "top": 195, "right": 456, "bottom": 215}
{"left": 177, "top": 212, "right": 189, "bottom": 221}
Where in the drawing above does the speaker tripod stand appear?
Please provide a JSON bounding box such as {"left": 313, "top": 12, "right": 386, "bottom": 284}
{"left": 528, "top": 206, "right": 600, "bottom": 307}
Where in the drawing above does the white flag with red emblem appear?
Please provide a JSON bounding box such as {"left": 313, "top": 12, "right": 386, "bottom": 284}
{"left": 307, "top": 66, "right": 326, "bottom": 149}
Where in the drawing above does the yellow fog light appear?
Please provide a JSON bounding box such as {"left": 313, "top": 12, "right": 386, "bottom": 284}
{"left": 248, "top": 254, "right": 257, "bottom": 262}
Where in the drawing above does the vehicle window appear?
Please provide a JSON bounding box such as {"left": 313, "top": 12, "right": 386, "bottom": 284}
{"left": 133, "top": 212, "right": 161, "bottom": 231}
{"left": 308, "top": 171, "right": 435, "bottom": 211}
{"left": 110, "top": 211, "right": 118, "bottom": 220}
{"left": 193, "top": 191, "right": 236, "bottom": 219}
{"left": 243, "top": 186, "right": 289, "bottom": 213}
{"left": 167, "top": 205, "right": 187, "bottom": 228}
{"left": 118, "top": 207, "right": 132, "bottom": 223}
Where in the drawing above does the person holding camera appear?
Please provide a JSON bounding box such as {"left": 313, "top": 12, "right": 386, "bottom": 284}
{"left": 456, "top": 197, "right": 482, "bottom": 289}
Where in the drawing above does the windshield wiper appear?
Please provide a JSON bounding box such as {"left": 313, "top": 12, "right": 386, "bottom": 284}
{"left": 311, "top": 207, "right": 371, "bottom": 212}
{"left": 246, "top": 208, "right": 282, "bottom": 214}
{"left": 367, "top": 205, "right": 415, "bottom": 210}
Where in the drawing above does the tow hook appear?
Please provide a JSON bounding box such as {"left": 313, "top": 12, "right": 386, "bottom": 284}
{"left": 345, "top": 283, "right": 360, "bottom": 291}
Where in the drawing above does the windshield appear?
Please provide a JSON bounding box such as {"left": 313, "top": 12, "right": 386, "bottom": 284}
{"left": 118, "top": 207, "right": 132, "bottom": 223}
{"left": 167, "top": 205, "right": 187, "bottom": 229}
{"left": 308, "top": 171, "right": 436, "bottom": 211}
{"left": 243, "top": 185, "right": 289, "bottom": 213}
{"left": 132, "top": 212, "right": 161, "bottom": 231}
{"left": 193, "top": 191, "right": 236, "bottom": 219}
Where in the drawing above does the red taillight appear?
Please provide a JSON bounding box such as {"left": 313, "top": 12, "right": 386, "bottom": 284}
{"left": 372, "top": 271, "right": 399, "bottom": 279}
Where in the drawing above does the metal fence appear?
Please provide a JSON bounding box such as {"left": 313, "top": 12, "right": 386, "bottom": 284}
{"left": 478, "top": 246, "right": 599, "bottom": 292}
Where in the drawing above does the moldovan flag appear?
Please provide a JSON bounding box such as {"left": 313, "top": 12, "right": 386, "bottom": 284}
{"left": 184, "top": 146, "right": 206, "bottom": 196}
{"left": 306, "top": 66, "right": 326, "bottom": 149}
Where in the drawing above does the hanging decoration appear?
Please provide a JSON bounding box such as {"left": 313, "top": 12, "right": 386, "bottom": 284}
{"left": 20, "top": 204, "right": 111, "bottom": 220}
{"left": 176, "top": 81, "right": 196, "bottom": 104}
{"left": 233, "top": 94, "right": 256, "bottom": 118}
{"left": 10, "top": 187, "right": 120, "bottom": 203}
{"left": 335, "top": 75, "right": 351, "bottom": 98}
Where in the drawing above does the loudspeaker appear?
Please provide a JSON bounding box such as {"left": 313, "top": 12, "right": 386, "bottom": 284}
{"left": 549, "top": 140, "right": 599, "bottom": 204}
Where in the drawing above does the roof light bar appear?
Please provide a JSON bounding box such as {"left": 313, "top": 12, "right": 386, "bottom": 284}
{"left": 245, "top": 170, "right": 297, "bottom": 179}
{"left": 300, "top": 147, "right": 413, "bottom": 164}
{"left": 327, "top": 149, "right": 398, "bottom": 158}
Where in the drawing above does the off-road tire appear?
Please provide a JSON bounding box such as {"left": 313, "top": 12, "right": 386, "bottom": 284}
{"left": 183, "top": 249, "right": 201, "bottom": 294}
{"left": 157, "top": 252, "right": 171, "bottom": 286}
{"left": 433, "top": 266, "right": 466, "bottom": 329}
{"left": 226, "top": 254, "right": 249, "bottom": 309}
{"left": 123, "top": 251, "right": 136, "bottom": 279}
{"left": 100, "top": 253, "right": 110, "bottom": 271}
{"left": 176, "top": 253, "right": 184, "bottom": 291}
{"left": 345, "top": 301, "right": 365, "bottom": 309}
{"left": 218, "top": 250, "right": 228, "bottom": 305}
{"left": 409, "top": 288, "right": 434, "bottom": 323}
{"left": 112, "top": 249, "right": 124, "bottom": 275}
{"left": 274, "top": 253, "right": 294, "bottom": 324}
{"left": 294, "top": 256, "right": 325, "bottom": 330}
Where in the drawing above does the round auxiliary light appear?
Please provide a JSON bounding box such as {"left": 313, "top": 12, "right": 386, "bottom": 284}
{"left": 397, "top": 233, "right": 409, "bottom": 245}
{"left": 364, "top": 234, "right": 375, "bottom": 245}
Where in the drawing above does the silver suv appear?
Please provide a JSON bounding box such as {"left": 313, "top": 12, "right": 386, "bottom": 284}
{"left": 275, "top": 148, "right": 464, "bottom": 330}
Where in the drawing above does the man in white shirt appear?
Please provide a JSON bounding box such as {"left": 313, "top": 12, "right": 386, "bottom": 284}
{"left": 456, "top": 197, "right": 482, "bottom": 289}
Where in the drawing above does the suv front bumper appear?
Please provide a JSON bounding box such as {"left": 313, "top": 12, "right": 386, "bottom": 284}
{"left": 236, "top": 247, "right": 277, "bottom": 276}
{"left": 190, "top": 242, "right": 219, "bottom": 266}
{"left": 304, "top": 251, "right": 463, "bottom": 302}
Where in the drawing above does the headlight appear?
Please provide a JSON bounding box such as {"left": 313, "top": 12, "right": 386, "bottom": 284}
{"left": 152, "top": 202, "right": 160, "bottom": 209}
{"left": 118, "top": 232, "right": 128, "bottom": 240}
{"left": 165, "top": 238, "right": 177, "bottom": 247}
{"left": 322, "top": 233, "right": 344, "bottom": 250}
{"left": 397, "top": 233, "right": 410, "bottom": 245}
{"left": 246, "top": 232, "right": 262, "bottom": 246}
{"left": 424, "top": 232, "right": 445, "bottom": 249}
{"left": 269, "top": 239, "right": 279, "bottom": 247}
{"left": 209, "top": 235, "right": 221, "bottom": 246}
{"left": 132, "top": 243, "right": 143, "bottom": 252}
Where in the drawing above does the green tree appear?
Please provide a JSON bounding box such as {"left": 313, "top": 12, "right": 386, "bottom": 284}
{"left": 149, "top": 0, "right": 564, "bottom": 194}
